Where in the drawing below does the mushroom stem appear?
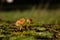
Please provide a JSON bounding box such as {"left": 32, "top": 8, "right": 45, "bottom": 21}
{"left": 20, "top": 25, "right": 23, "bottom": 30}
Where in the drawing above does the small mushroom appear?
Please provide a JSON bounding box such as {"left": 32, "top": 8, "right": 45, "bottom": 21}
{"left": 27, "top": 18, "right": 32, "bottom": 24}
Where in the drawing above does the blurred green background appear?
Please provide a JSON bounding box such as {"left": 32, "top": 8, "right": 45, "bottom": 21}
{"left": 0, "top": 8, "right": 60, "bottom": 24}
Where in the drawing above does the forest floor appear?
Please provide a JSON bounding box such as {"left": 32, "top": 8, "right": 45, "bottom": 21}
{"left": 0, "top": 8, "right": 60, "bottom": 40}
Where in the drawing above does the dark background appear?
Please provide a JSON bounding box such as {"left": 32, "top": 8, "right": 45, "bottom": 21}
{"left": 0, "top": 0, "right": 60, "bottom": 11}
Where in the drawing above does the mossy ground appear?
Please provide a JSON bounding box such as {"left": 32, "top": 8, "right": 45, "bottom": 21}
{"left": 0, "top": 8, "right": 60, "bottom": 40}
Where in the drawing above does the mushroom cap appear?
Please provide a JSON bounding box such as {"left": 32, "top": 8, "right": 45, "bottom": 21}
{"left": 15, "top": 18, "right": 25, "bottom": 26}
{"left": 27, "top": 18, "right": 32, "bottom": 23}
